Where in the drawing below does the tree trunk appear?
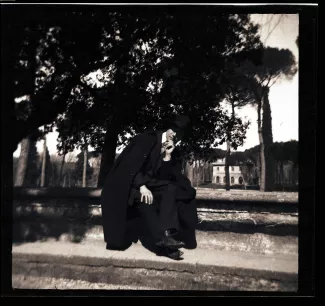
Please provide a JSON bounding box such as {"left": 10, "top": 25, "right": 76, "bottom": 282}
{"left": 225, "top": 102, "right": 236, "bottom": 192}
{"left": 97, "top": 125, "right": 119, "bottom": 187}
{"left": 281, "top": 160, "right": 284, "bottom": 186}
{"left": 192, "top": 163, "right": 195, "bottom": 186}
{"left": 58, "top": 153, "right": 66, "bottom": 186}
{"left": 225, "top": 140, "right": 231, "bottom": 191}
{"left": 82, "top": 148, "right": 88, "bottom": 188}
{"left": 185, "top": 161, "right": 194, "bottom": 185}
{"left": 295, "top": 164, "right": 298, "bottom": 185}
{"left": 257, "top": 98, "right": 266, "bottom": 192}
{"left": 289, "top": 164, "right": 293, "bottom": 184}
{"left": 14, "top": 136, "right": 31, "bottom": 186}
{"left": 275, "top": 162, "right": 279, "bottom": 185}
{"left": 203, "top": 161, "right": 206, "bottom": 183}
{"left": 51, "top": 158, "right": 55, "bottom": 187}
{"left": 63, "top": 174, "right": 66, "bottom": 187}
{"left": 196, "top": 160, "right": 201, "bottom": 187}
{"left": 40, "top": 137, "right": 47, "bottom": 187}
{"left": 262, "top": 88, "right": 275, "bottom": 191}
{"left": 192, "top": 161, "right": 196, "bottom": 186}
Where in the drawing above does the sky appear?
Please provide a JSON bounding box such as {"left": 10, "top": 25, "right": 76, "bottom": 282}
{"left": 13, "top": 13, "right": 299, "bottom": 158}
{"left": 221, "top": 14, "right": 299, "bottom": 151}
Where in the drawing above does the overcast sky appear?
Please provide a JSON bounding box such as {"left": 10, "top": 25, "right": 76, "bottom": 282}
{"left": 13, "top": 13, "right": 299, "bottom": 158}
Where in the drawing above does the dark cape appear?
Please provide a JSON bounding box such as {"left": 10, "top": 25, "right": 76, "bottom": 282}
{"left": 100, "top": 129, "right": 198, "bottom": 249}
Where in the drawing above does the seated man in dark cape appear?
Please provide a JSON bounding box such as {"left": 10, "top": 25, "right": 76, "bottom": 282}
{"left": 100, "top": 115, "right": 198, "bottom": 260}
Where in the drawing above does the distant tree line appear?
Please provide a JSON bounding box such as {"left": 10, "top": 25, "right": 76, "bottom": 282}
{"left": 13, "top": 140, "right": 99, "bottom": 188}
{"left": 13, "top": 139, "right": 297, "bottom": 190}
{"left": 184, "top": 140, "right": 298, "bottom": 190}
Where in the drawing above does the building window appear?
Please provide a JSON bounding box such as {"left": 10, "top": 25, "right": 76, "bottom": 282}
{"left": 217, "top": 167, "right": 219, "bottom": 171}
{"left": 231, "top": 177, "right": 234, "bottom": 184}
{"left": 239, "top": 177, "right": 243, "bottom": 184}
{"left": 231, "top": 167, "right": 234, "bottom": 171}
{"left": 223, "top": 176, "right": 226, "bottom": 183}
{"left": 239, "top": 166, "right": 242, "bottom": 171}
{"left": 216, "top": 176, "right": 220, "bottom": 183}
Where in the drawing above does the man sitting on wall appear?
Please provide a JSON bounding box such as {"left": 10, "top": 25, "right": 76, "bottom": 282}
{"left": 100, "top": 115, "right": 198, "bottom": 260}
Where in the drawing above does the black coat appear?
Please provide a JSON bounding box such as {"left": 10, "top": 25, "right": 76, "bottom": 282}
{"left": 100, "top": 130, "right": 197, "bottom": 248}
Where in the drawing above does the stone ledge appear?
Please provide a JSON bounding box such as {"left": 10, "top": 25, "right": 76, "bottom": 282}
{"left": 13, "top": 195, "right": 298, "bottom": 217}
{"left": 12, "top": 241, "right": 298, "bottom": 291}
{"left": 12, "top": 275, "right": 158, "bottom": 290}
{"left": 13, "top": 187, "right": 298, "bottom": 204}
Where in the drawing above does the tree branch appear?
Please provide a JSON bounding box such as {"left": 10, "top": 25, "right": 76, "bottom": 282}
{"left": 263, "top": 15, "right": 284, "bottom": 44}
{"left": 12, "top": 57, "right": 116, "bottom": 150}
{"left": 13, "top": 73, "right": 80, "bottom": 149}
{"left": 268, "top": 73, "right": 282, "bottom": 88}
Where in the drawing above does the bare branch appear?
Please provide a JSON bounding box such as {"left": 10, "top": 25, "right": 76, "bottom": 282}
{"left": 264, "top": 14, "right": 283, "bottom": 44}
{"left": 269, "top": 73, "right": 282, "bottom": 88}
{"left": 260, "top": 74, "right": 270, "bottom": 84}
{"left": 265, "top": 77, "right": 272, "bottom": 87}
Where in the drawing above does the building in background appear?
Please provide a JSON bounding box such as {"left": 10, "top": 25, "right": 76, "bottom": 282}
{"left": 212, "top": 158, "right": 244, "bottom": 185}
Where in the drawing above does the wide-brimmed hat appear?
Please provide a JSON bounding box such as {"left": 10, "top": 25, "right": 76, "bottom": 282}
{"left": 163, "top": 115, "right": 190, "bottom": 132}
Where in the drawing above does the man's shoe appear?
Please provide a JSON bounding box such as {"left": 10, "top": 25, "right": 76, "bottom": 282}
{"left": 156, "top": 246, "right": 184, "bottom": 260}
{"left": 183, "top": 241, "right": 197, "bottom": 249}
{"left": 106, "top": 242, "right": 131, "bottom": 251}
{"left": 156, "top": 230, "right": 185, "bottom": 249}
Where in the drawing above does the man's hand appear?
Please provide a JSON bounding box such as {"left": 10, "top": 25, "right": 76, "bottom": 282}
{"left": 165, "top": 140, "right": 175, "bottom": 154}
{"left": 140, "top": 185, "right": 153, "bottom": 205}
{"left": 162, "top": 140, "right": 175, "bottom": 161}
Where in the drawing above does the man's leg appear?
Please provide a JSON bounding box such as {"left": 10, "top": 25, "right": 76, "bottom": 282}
{"left": 154, "top": 183, "right": 179, "bottom": 233}
{"left": 134, "top": 185, "right": 184, "bottom": 250}
{"left": 150, "top": 184, "right": 185, "bottom": 249}
{"left": 137, "top": 201, "right": 162, "bottom": 243}
{"left": 175, "top": 198, "right": 199, "bottom": 249}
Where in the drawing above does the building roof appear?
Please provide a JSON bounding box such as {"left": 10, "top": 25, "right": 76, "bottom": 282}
{"left": 211, "top": 158, "right": 239, "bottom": 166}
{"left": 212, "top": 158, "right": 225, "bottom": 165}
